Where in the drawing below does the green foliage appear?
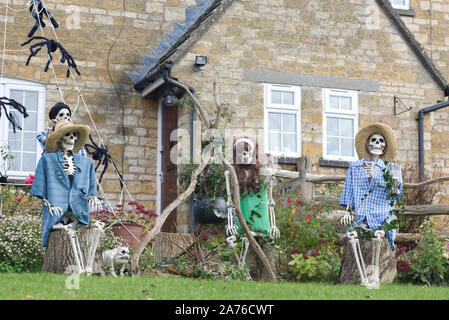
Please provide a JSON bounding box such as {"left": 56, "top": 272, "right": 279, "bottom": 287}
{"left": 0, "top": 215, "right": 44, "bottom": 273}
{"left": 0, "top": 144, "right": 14, "bottom": 177}
{"left": 396, "top": 220, "right": 449, "bottom": 286}
{"left": 0, "top": 185, "right": 41, "bottom": 217}
{"left": 275, "top": 194, "right": 343, "bottom": 282}
{"left": 178, "top": 163, "right": 227, "bottom": 198}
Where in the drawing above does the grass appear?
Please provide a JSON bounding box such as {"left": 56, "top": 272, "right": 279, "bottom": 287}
{"left": 0, "top": 273, "right": 448, "bottom": 300}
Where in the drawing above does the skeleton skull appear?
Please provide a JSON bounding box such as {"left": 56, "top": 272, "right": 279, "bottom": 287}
{"left": 235, "top": 139, "right": 255, "bottom": 165}
{"left": 55, "top": 108, "right": 71, "bottom": 122}
{"left": 61, "top": 131, "right": 78, "bottom": 151}
{"left": 367, "top": 133, "right": 386, "bottom": 157}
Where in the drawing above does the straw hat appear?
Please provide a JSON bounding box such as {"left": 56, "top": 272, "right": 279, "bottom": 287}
{"left": 45, "top": 119, "right": 89, "bottom": 154}
{"left": 355, "top": 123, "right": 398, "bottom": 161}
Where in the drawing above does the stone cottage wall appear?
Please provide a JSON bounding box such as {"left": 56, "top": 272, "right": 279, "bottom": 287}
{"left": 170, "top": 0, "right": 448, "bottom": 230}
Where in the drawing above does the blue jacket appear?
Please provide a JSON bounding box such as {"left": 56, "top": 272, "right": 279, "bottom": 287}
{"left": 30, "top": 149, "right": 97, "bottom": 246}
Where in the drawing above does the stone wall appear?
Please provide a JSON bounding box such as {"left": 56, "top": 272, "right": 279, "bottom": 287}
{"left": 170, "top": 0, "right": 448, "bottom": 230}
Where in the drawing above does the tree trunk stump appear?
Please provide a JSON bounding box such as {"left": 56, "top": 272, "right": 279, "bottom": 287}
{"left": 154, "top": 232, "right": 194, "bottom": 264}
{"left": 245, "top": 236, "right": 278, "bottom": 282}
{"left": 42, "top": 228, "right": 104, "bottom": 274}
{"left": 338, "top": 237, "right": 396, "bottom": 284}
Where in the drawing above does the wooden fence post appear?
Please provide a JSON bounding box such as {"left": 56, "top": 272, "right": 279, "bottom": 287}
{"left": 296, "top": 156, "right": 313, "bottom": 201}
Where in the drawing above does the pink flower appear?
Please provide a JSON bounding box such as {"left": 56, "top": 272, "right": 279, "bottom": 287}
{"left": 24, "top": 174, "right": 34, "bottom": 185}
{"left": 15, "top": 197, "right": 22, "bottom": 201}
{"left": 202, "top": 235, "right": 208, "bottom": 241}
{"left": 303, "top": 255, "right": 309, "bottom": 260}
{"left": 287, "top": 198, "right": 292, "bottom": 204}
{"left": 395, "top": 246, "right": 408, "bottom": 257}
{"left": 128, "top": 201, "right": 139, "bottom": 206}
{"left": 291, "top": 248, "right": 300, "bottom": 255}
{"left": 193, "top": 229, "right": 199, "bottom": 236}
{"left": 305, "top": 215, "right": 312, "bottom": 221}
{"left": 311, "top": 251, "right": 319, "bottom": 257}
{"left": 211, "top": 229, "right": 218, "bottom": 235}
{"left": 396, "top": 260, "right": 411, "bottom": 272}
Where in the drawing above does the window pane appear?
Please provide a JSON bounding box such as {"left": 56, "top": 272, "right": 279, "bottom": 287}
{"left": 329, "top": 95, "right": 340, "bottom": 109}
{"left": 391, "top": 0, "right": 406, "bottom": 6}
{"left": 283, "top": 114, "right": 296, "bottom": 133}
{"left": 9, "top": 90, "right": 23, "bottom": 103}
{"left": 282, "top": 133, "right": 297, "bottom": 153}
{"left": 24, "top": 91, "right": 38, "bottom": 111}
{"left": 327, "top": 137, "right": 339, "bottom": 156}
{"left": 8, "top": 131, "right": 22, "bottom": 151}
{"left": 268, "top": 112, "right": 281, "bottom": 131}
{"left": 282, "top": 91, "right": 294, "bottom": 105}
{"left": 269, "top": 132, "right": 281, "bottom": 152}
{"left": 340, "top": 118, "right": 354, "bottom": 137}
{"left": 327, "top": 117, "right": 339, "bottom": 136}
{"left": 24, "top": 112, "right": 37, "bottom": 131}
{"left": 9, "top": 152, "right": 21, "bottom": 171}
{"left": 23, "top": 133, "right": 36, "bottom": 152}
{"left": 22, "top": 153, "right": 36, "bottom": 172}
{"left": 271, "top": 91, "right": 282, "bottom": 104}
{"left": 341, "top": 138, "right": 354, "bottom": 157}
{"left": 340, "top": 97, "right": 351, "bottom": 110}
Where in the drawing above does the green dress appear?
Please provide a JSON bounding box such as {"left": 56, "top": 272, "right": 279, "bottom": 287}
{"left": 236, "top": 178, "right": 271, "bottom": 235}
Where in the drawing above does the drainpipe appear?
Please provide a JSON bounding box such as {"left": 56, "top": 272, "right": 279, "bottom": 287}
{"left": 417, "top": 100, "right": 449, "bottom": 180}
{"left": 161, "top": 62, "right": 197, "bottom": 233}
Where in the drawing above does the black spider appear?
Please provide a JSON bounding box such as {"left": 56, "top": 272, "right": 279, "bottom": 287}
{"left": 84, "top": 134, "right": 124, "bottom": 189}
{"left": 27, "top": 0, "right": 59, "bottom": 38}
{"left": 21, "top": 36, "right": 81, "bottom": 78}
{"left": 0, "top": 97, "right": 29, "bottom": 133}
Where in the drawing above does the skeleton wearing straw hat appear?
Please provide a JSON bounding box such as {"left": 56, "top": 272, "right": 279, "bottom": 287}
{"left": 340, "top": 123, "right": 403, "bottom": 289}
{"left": 31, "top": 119, "right": 103, "bottom": 275}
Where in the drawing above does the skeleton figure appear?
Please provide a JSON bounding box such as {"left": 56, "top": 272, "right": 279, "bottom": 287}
{"left": 224, "top": 137, "right": 279, "bottom": 273}
{"left": 102, "top": 246, "right": 130, "bottom": 277}
{"left": 31, "top": 120, "right": 102, "bottom": 275}
{"left": 340, "top": 124, "right": 402, "bottom": 289}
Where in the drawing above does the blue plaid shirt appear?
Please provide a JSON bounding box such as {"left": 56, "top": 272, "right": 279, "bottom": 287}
{"left": 340, "top": 158, "right": 403, "bottom": 250}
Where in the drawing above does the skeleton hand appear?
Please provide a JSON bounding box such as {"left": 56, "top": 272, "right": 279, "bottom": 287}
{"left": 46, "top": 119, "right": 58, "bottom": 131}
{"left": 43, "top": 199, "right": 63, "bottom": 216}
{"left": 88, "top": 196, "right": 102, "bottom": 212}
{"left": 226, "top": 224, "right": 238, "bottom": 237}
{"left": 340, "top": 211, "right": 354, "bottom": 227}
{"left": 270, "top": 226, "right": 280, "bottom": 239}
{"left": 225, "top": 235, "right": 237, "bottom": 249}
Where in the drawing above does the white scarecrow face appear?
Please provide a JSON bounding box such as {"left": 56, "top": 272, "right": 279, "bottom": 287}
{"left": 61, "top": 131, "right": 78, "bottom": 151}
{"left": 55, "top": 108, "right": 71, "bottom": 122}
{"left": 367, "top": 133, "right": 386, "bottom": 156}
{"left": 235, "top": 141, "right": 255, "bottom": 165}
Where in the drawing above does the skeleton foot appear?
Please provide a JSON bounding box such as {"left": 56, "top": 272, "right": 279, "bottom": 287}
{"left": 269, "top": 226, "right": 280, "bottom": 239}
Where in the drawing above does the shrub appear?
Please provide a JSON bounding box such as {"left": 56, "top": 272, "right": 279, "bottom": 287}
{"left": 396, "top": 220, "right": 449, "bottom": 286}
{"left": 0, "top": 215, "right": 44, "bottom": 272}
{"left": 275, "top": 193, "right": 343, "bottom": 282}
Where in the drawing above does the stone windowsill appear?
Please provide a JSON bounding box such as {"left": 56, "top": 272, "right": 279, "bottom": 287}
{"left": 319, "top": 157, "right": 350, "bottom": 168}
{"left": 393, "top": 8, "right": 415, "bottom": 17}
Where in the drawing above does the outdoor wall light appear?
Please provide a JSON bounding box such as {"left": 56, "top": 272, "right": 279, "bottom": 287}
{"left": 162, "top": 87, "right": 178, "bottom": 107}
{"left": 194, "top": 55, "right": 207, "bottom": 71}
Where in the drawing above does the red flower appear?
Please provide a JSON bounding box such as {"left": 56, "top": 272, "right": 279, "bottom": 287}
{"left": 396, "top": 260, "right": 411, "bottom": 272}
{"left": 410, "top": 259, "right": 416, "bottom": 264}
{"left": 311, "top": 251, "right": 319, "bottom": 257}
{"left": 24, "top": 174, "right": 34, "bottom": 185}
{"left": 116, "top": 204, "right": 122, "bottom": 208}
{"left": 287, "top": 198, "right": 292, "bottom": 204}
{"left": 202, "top": 235, "right": 208, "bottom": 241}
{"left": 193, "top": 229, "right": 199, "bottom": 236}
{"left": 211, "top": 229, "right": 218, "bottom": 235}
{"left": 291, "top": 248, "right": 300, "bottom": 255}
{"left": 15, "top": 196, "right": 22, "bottom": 201}
{"left": 303, "top": 255, "right": 309, "bottom": 260}
{"left": 305, "top": 215, "right": 312, "bottom": 221}
{"left": 128, "top": 201, "right": 139, "bottom": 206}
{"left": 395, "top": 246, "right": 408, "bottom": 257}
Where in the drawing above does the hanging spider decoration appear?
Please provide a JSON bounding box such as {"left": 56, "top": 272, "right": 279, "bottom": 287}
{"left": 0, "top": 97, "right": 29, "bottom": 133}
{"left": 21, "top": 36, "right": 80, "bottom": 78}
{"left": 85, "top": 134, "right": 124, "bottom": 189}
{"left": 27, "top": 0, "right": 59, "bottom": 38}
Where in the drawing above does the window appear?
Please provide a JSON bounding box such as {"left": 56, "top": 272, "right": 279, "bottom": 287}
{"left": 264, "top": 84, "right": 301, "bottom": 157}
{"left": 0, "top": 78, "right": 46, "bottom": 180}
{"left": 322, "top": 88, "right": 358, "bottom": 162}
{"left": 390, "top": 0, "right": 409, "bottom": 10}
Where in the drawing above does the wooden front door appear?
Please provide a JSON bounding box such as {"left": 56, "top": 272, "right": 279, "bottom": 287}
{"left": 161, "top": 105, "right": 178, "bottom": 232}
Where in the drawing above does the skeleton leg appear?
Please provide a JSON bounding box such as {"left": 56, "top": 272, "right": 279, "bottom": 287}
{"left": 224, "top": 171, "right": 237, "bottom": 236}
{"left": 365, "top": 230, "right": 385, "bottom": 289}
{"left": 348, "top": 231, "right": 368, "bottom": 286}
{"left": 109, "top": 258, "right": 117, "bottom": 277}
{"left": 54, "top": 224, "right": 83, "bottom": 274}
{"left": 84, "top": 221, "right": 104, "bottom": 276}
{"left": 267, "top": 175, "right": 280, "bottom": 239}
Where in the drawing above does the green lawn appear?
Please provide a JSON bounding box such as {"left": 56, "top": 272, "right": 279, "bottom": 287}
{"left": 0, "top": 273, "right": 448, "bottom": 300}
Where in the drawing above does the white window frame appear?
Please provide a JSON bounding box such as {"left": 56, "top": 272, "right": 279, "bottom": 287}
{"left": 264, "top": 83, "right": 301, "bottom": 158}
{"left": 322, "top": 88, "right": 358, "bottom": 162}
{"left": 390, "top": 0, "right": 409, "bottom": 10}
{"left": 0, "top": 77, "right": 46, "bottom": 180}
